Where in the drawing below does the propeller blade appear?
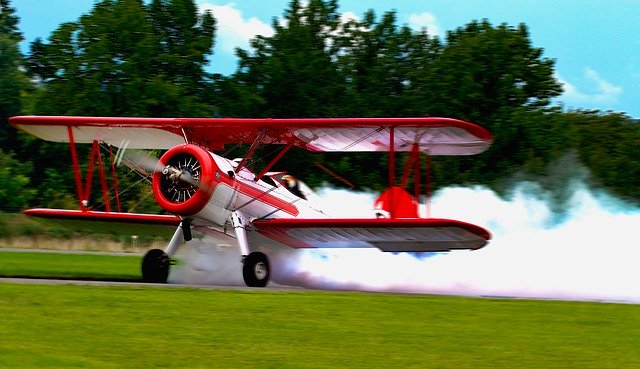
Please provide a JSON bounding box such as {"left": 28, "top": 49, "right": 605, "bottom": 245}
{"left": 119, "top": 149, "right": 165, "bottom": 174}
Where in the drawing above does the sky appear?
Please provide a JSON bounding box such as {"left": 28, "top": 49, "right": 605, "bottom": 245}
{"left": 11, "top": 0, "right": 640, "bottom": 117}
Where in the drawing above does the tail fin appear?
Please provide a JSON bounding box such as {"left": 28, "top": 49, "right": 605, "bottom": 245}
{"left": 373, "top": 186, "right": 419, "bottom": 218}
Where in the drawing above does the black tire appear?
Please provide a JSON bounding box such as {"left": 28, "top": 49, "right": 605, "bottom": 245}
{"left": 242, "top": 252, "right": 270, "bottom": 287}
{"left": 141, "top": 249, "right": 170, "bottom": 283}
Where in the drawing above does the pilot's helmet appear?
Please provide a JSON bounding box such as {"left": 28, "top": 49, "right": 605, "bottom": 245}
{"left": 282, "top": 174, "right": 297, "bottom": 187}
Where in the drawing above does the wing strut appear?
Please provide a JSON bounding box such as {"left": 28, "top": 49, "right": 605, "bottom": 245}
{"left": 235, "top": 129, "right": 266, "bottom": 174}
{"left": 383, "top": 132, "right": 435, "bottom": 219}
{"left": 108, "top": 145, "right": 123, "bottom": 212}
{"left": 66, "top": 125, "right": 122, "bottom": 213}
{"left": 388, "top": 126, "right": 395, "bottom": 187}
{"left": 425, "top": 152, "right": 431, "bottom": 217}
{"left": 68, "top": 126, "right": 87, "bottom": 211}
{"left": 254, "top": 141, "right": 294, "bottom": 182}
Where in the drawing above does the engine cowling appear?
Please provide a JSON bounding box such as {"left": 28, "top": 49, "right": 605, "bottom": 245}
{"left": 152, "top": 144, "right": 218, "bottom": 216}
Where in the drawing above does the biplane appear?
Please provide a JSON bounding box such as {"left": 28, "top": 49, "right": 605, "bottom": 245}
{"left": 10, "top": 116, "right": 492, "bottom": 287}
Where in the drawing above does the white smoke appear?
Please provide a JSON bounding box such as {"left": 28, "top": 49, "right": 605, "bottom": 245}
{"left": 172, "top": 182, "right": 640, "bottom": 303}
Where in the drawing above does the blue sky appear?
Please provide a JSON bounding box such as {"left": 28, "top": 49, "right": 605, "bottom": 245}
{"left": 12, "top": 0, "right": 640, "bottom": 117}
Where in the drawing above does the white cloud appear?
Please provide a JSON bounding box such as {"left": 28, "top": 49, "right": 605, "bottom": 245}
{"left": 198, "top": 2, "right": 274, "bottom": 54}
{"left": 558, "top": 67, "right": 622, "bottom": 107}
{"left": 408, "top": 11, "right": 441, "bottom": 37}
{"left": 340, "top": 11, "right": 359, "bottom": 25}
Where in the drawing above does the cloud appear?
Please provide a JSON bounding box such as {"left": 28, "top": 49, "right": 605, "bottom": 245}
{"left": 340, "top": 11, "right": 360, "bottom": 25}
{"left": 408, "top": 11, "right": 441, "bottom": 37}
{"left": 558, "top": 67, "right": 622, "bottom": 107}
{"left": 198, "top": 2, "right": 274, "bottom": 54}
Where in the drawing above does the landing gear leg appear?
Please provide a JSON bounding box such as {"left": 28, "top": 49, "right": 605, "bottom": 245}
{"left": 232, "top": 211, "right": 270, "bottom": 287}
{"left": 141, "top": 220, "right": 188, "bottom": 283}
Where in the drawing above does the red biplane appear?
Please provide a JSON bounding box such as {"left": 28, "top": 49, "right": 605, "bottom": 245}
{"left": 10, "top": 116, "right": 492, "bottom": 287}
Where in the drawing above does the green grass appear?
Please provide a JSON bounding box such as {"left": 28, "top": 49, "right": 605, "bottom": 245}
{"left": 0, "top": 250, "right": 639, "bottom": 368}
{"left": 0, "top": 283, "right": 639, "bottom": 369}
{"left": 0, "top": 251, "right": 142, "bottom": 281}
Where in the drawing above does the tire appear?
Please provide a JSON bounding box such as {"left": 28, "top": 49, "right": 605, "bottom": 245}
{"left": 242, "top": 252, "right": 270, "bottom": 287}
{"left": 141, "top": 249, "right": 170, "bottom": 283}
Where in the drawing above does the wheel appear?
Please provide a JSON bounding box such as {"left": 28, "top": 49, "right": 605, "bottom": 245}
{"left": 141, "top": 248, "right": 170, "bottom": 283}
{"left": 242, "top": 252, "right": 270, "bottom": 287}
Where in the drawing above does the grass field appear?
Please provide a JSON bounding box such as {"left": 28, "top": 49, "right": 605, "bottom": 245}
{"left": 1, "top": 250, "right": 639, "bottom": 368}
{"left": 0, "top": 250, "right": 142, "bottom": 281}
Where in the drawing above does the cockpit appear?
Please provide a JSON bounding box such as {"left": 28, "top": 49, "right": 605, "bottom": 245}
{"left": 266, "top": 172, "right": 315, "bottom": 201}
{"left": 228, "top": 158, "right": 315, "bottom": 201}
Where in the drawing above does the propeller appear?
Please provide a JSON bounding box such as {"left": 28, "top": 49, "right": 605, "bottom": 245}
{"left": 117, "top": 148, "right": 209, "bottom": 191}
{"left": 117, "top": 148, "right": 165, "bottom": 175}
{"left": 161, "top": 165, "right": 205, "bottom": 190}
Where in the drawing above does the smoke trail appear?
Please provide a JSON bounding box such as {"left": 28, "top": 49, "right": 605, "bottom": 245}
{"left": 277, "top": 183, "right": 640, "bottom": 302}
{"left": 171, "top": 181, "right": 640, "bottom": 302}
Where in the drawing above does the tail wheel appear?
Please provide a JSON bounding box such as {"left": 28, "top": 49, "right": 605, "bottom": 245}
{"left": 242, "top": 252, "right": 270, "bottom": 287}
{"left": 141, "top": 248, "right": 170, "bottom": 283}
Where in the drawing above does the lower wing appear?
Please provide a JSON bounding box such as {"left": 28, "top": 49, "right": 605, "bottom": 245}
{"left": 23, "top": 208, "right": 180, "bottom": 238}
{"left": 252, "top": 218, "right": 491, "bottom": 252}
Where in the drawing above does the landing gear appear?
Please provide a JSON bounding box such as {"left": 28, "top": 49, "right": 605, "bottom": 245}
{"left": 141, "top": 248, "right": 171, "bottom": 283}
{"left": 242, "top": 252, "right": 270, "bottom": 287}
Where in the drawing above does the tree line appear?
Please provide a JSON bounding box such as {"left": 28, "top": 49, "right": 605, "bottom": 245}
{"left": 1, "top": 0, "right": 639, "bottom": 213}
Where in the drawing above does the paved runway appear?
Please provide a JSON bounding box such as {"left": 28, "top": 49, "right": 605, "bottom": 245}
{"left": 0, "top": 276, "right": 309, "bottom": 292}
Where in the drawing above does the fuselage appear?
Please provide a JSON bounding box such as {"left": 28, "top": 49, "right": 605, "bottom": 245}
{"left": 206, "top": 152, "right": 329, "bottom": 223}
{"left": 151, "top": 144, "right": 330, "bottom": 228}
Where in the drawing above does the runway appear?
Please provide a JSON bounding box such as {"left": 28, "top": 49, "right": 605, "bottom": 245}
{"left": 0, "top": 276, "right": 309, "bottom": 292}
{"left": 2, "top": 248, "right": 638, "bottom": 304}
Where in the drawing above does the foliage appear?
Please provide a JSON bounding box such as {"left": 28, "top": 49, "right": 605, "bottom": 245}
{"left": 3, "top": 0, "right": 640, "bottom": 209}
{"left": 569, "top": 111, "right": 640, "bottom": 200}
{"left": 0, "top": 150, "right": 36, "bottom": 211}
{"left": 27, "top": 0, "right": 216, "bottom": 117}
{"left": 0, "top": 0, "right": 30, "bottom": 151}
{"left": 429, "top": 20, "right": 562, "bottom": 123}
{"left": 226, "top": 0, "right": 345, "bottom": 118}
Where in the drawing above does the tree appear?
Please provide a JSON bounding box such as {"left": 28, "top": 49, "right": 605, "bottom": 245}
{"left": 23, "top": 0, "right": 217, "bottom": 210}
{"left": 569, "top": 111, "right": 640, "bottom": 201}
{"left": 0, "top": 0, "right": 29, "bottom": 151}
{"left": 229, "top": 0, "right": 345, "bottom": 118}
{"left": 336, "top": 10, "right": 441, "bottom": 117}
{"left": 28, "top": 0, "right": 216, "bottom": 117}
{"left": 0, "top": 150, "right": 36, "bottom": 211}
{"left": 428, "top": 20, "right": 562, "bottom": 125}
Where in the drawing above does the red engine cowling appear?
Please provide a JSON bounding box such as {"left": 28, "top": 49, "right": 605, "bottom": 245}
{"left": 152, "top": 144, "right": 218, "bottom": 216}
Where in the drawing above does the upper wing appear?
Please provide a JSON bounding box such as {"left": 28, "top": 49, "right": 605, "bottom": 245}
{"left": 252, "top": 218, "right": 491, "bottom": 252}
{"left": 10, "top": 116, "right": 492, "bottom": 155}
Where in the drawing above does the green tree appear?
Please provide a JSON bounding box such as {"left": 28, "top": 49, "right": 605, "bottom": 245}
{"left": 0, "top": 150, "right": 36, "bottom": 211}
{"left": 21, "top": 0, "right": 217, "bottom": 210}
{"left": 337, "top": 10, "right": 441, "bottom": 117}
{"left": 0, "top": 0, "right": 29, "bottom": 151}
{"left": 569, "top": 111, "right": 640, "bottom": 201}
{"left": 429, "top": 20, "right": 562, "bottom": 125}
{"left": 229, "top": 0, "right": 345, "bottom": 118}
{"left": 28, "top": 0, "right": 216, "bottom": 117}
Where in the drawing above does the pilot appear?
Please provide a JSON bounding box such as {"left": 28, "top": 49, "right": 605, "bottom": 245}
{"left": 282, "top": 174, "right": 307, "bottom": 200}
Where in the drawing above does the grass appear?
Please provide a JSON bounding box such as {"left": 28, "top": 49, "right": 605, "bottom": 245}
{"left": 0, "top": 283, "right": 639, "bottom": 368}
{"left": 0, "top": 212, "right": 168, "bottom": 252}
{"left": 0, "top": 250, "right": 639, "bottom": 368}
{"left": 0, "top": 250, "right": 142, "bottom": 281}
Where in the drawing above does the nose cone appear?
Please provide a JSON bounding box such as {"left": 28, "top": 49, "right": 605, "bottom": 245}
{"left": 153, "top": 144, "right": 218, "bottom": 216}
